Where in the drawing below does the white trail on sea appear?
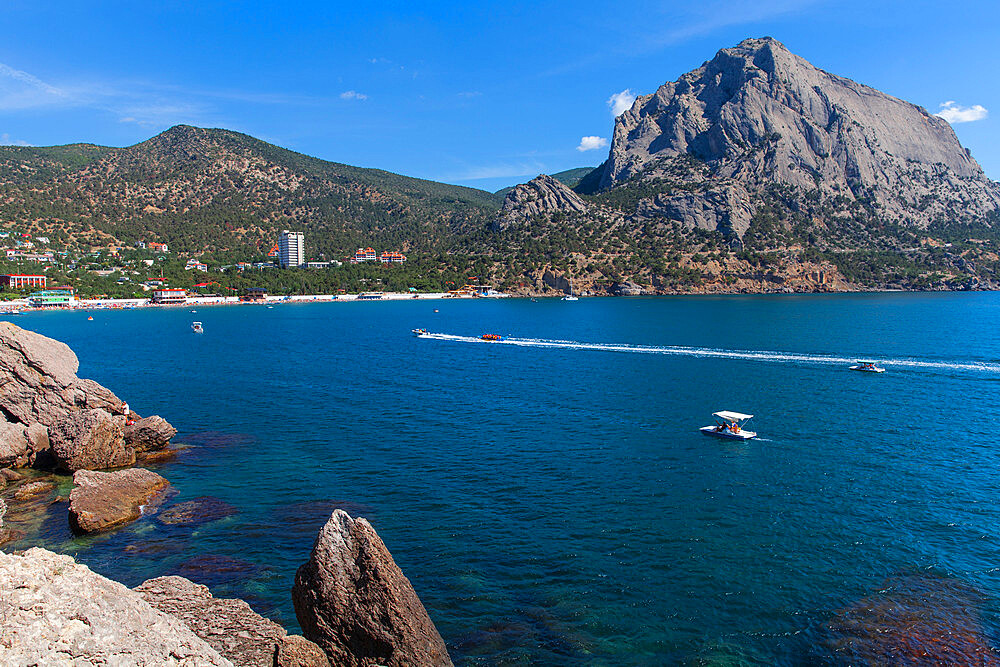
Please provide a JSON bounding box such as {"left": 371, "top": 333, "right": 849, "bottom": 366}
{"left": 417, "top": 333, "right": 1000, "bottom": 374}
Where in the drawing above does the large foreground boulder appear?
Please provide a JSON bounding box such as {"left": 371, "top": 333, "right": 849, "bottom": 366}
{"left": 0, "top": 322, "right": 124, "bottom": 428}
{"left": 136, "top": 576, "right": 328, "bottom": 667}
{"left": 49, "top": 408, "right": 133, "bottom": 472}
{"left": 0, "top": 547, "right": 231, "bottom": 665}
{"left": 292, "top": 510, "right": 453, "bottom": 667}
{"left": 0, "top": 418, "right": 28, "bottom": 467}
{"left": 69, "top": 468, "right": 170, "bottom": 534}
{"left": 125, "top": 414, "right": 178, "bottom": 452}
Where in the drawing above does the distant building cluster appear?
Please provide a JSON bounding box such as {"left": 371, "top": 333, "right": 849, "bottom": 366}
{"left": 350, "top": 247, "right": 407, "bottom": 264}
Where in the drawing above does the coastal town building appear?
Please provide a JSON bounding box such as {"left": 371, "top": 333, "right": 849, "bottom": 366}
{"left": 151, "top": 288, "right": 187, "bottom": 304}
{"left": 379, "top": 251, "right": 407, "bottom": 263}
{"left": 27, "top": 288, "right": 74, "bottom": 307}
{"left": 279, "top": 230, "right": 305, "bottom": 268}
{"left": 241, "top": 287, "right": 268, "bottom": 302}
{"left": 351, "top": 247, "right": 378, "bottom": 263}
{"left": 148, "top": 242, "right": 169, "bottom": 253}
{"left": 185, "top": 259, "right": 208, "bottom": 272}
{"left": 1, "top": 274, "right": 46, "bottom": 290}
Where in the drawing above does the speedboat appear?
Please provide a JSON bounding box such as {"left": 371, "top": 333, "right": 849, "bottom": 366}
{"left": 192, "top": 321, "right": 204, "bottom": 333}
{"left": 849, "top": 360, "right": 885, "bottom": 373}
{"left": 412, "top": 328, "right": 428, "bottom": 337}
{"left": 481, "top": 333, "right": 504, "bottom": 341}
{"left": 699, "top": 411, "right": 757, "bottom": 440}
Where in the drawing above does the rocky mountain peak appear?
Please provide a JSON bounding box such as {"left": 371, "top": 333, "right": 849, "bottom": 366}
{"left": 494, "top": 174, "right": 588, "bottom": 231}
{"left": 591, "top": 36, "right": 999, "bottom": 236}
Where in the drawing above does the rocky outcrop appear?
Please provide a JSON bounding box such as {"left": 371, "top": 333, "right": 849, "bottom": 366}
{"left": 0, "top": 547, "right": 231, "bottom": 666}
{"left": 591, "top": 37, "right": 1000, "bottom": 236}
{"left": 49, "top": 408, "right": 133, "bottom": 472}
{"left": 0, "top": 322, "right": 124, "bottom": 429}
{"left": 68, "top": 468, "right": 170, "bottom": 534}
{"left": 292, "top": 510, "right": 452, "bottom": 667}
{"left": 136, "top": 576, "right": 328, "bottom": 667}
{"left": 124, "top": 414, "right": 178, "bottom": 452}
{"left": 0, "top": 418, "right": 28, "bottom": 467}
{"left": 495, "top": 174, "right": 589, "bottom": 230}
{"left": 610, "top": 280, "right": 644, "bottom": 296}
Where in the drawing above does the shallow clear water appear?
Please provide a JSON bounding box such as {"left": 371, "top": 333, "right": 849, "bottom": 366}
{"left": 4, "top": 293, "right": 1000, "bottom": 664}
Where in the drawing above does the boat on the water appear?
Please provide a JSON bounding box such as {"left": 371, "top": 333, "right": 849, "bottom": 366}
{"left": 412, "top": 328, "right": 428, "bottom": 337}
{"left": 699, "top": 411, "right": 757, "bottom": 440}
{"left": 562, "top": 278, "right": 579, "bottom": 301}
{"left": 192, "top": 321, "right": 204, "bottom": 333}
{"left": 849, "top": 360, "right": 885, "bottom": 373}
{"left": 481, "top": 333, "right": 504, "bottom": 341}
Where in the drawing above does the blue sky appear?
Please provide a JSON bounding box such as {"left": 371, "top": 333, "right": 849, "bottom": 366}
{"left": 1, "top": 1, "right": 998, "bottom": 192}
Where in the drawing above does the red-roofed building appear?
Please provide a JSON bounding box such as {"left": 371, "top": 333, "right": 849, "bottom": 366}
{"left": 148, "top": 242, "right": 169, "bottom": 253}
{"left": 351, "top": 247, "right": 378, "bottom": 264}
{"left": 1, "top": 274, "right": 46, "bottom": 289}
{"left": 379, "top": 251, "right": 407, "bottom": 263}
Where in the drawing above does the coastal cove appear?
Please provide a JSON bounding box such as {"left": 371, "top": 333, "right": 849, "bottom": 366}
{"left": 3, "top": 292, "right": 1000, "bottom": 664}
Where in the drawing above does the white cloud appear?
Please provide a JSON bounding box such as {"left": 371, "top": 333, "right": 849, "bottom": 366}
{"left": 577, "top": 136, "right": 609, "bottom": 152}
{"left": 0, "top": 133, "right": 31, "bottom": 146}
{"left": 340, "top": 90, "right": 368, "bottom": 101}
{"left": 935, "top": 100, "right": 988, "bottom": 124}
{"left": 607, "top": 89, "right": 637, "bottom": 117}
{"left": 0, "top": 62, "right": 71, "bottom": 110}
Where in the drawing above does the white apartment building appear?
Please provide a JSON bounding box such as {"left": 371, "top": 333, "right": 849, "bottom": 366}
{"left": 278, "top": 230, "right": 305, "bottom": 268}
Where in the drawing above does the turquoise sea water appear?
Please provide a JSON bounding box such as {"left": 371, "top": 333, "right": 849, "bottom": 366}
{"left": 4, "top": 293, "right": 1000, "bottom": 664}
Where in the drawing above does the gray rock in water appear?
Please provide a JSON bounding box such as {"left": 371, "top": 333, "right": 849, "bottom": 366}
{"left": 0, "top": 322, "right": 125, "bottom": 429}
{"left": 135, "top": 575, "right": 328, "bottom": 667}
{"left": 592, "top": 37, "right": 1000, "bottom": 236}
{"left": 69, "top": 468, "right": 170, "bottom": 534}
{"left": 124, "top": 414, "right": 178, "bottom": 452}
{"left": 0, "top": 547, "right": 231, "bottom": 665}
{"left": 50, "top": 408, "right": 133, "bottom": 472}
{"left": 495, "top": 174, "right": 589, "bottom": 230}
{"left": 292, "top": 509, "right": 453, "bottom": 667}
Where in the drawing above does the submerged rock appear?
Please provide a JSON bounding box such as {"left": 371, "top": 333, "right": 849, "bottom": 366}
{"left": 11, "top": 479, "right": 57, "bottom": 501}
{"left": 171, "top": 554, "right": 261, "bottom": 588}
{"left": 0, "top": 547, "right": 231, "bottom": 665}
{"left": 159, "top": 496, "right": 238, "bottom": 526}
{"left": 136, "top": 575, "right": 328, "bottom": 667}
{"left": 825, "top": 574, "right": 1000, "bottom": 663}
{"left": 68, "top": 468, "right": 170, "bottom": 534}
{"left": 49, "top": 408, "right": 133, "bottom": 472}
{"left": 124, "top": 415, "right": 178, "bottom": 452}
{"left": 292, "top": 509, "right": 453, "bottom": 667}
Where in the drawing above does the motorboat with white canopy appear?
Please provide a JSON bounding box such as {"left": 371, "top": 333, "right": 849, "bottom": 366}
{"left": 699, "top": 411, "right": 757, "bottom": 440}
{"left": 849, "top": 360, "right": 885, "bottom": 373}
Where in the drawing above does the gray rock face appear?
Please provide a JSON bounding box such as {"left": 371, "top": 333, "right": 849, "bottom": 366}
{"left": 496, "top": 174, "right": 589, "bottom": 230}
{"left": 124, "top": 414, "right": 178, "bottom": 452}
{"left": 0, "top": 547, "right": 231, "bottom": 666}
{"left": 594, "top": 37, "right": 1000, "bottom": 236}
{"left": 136, "top": 575, "right": 328, "bottom": 667}
{"left": 292, "top": 510, "right": 453, "bottom": 667}
{"left": 50, "top": 408, "right": 133, "bottom": 472}
{"left": 0, "top": 418, "right": 28, "bottom": 467}
{"left": 69, "top": 468, "right": 170, "bottom": 534}
{"left": 0, "top": 322, "right": 124, "bottom": 428}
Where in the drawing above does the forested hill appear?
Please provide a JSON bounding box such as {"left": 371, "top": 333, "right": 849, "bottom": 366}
{"left": 0, "top": 125, "right": 499, "bottom": 259}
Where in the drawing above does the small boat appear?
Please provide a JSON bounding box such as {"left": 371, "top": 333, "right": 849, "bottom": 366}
{"left": 412, "top": 328, "right": 428, "bottom": 337}
{"left": 481, "top": 333, "right": 504, "bottom": 342}
{"left": 849, "top": 360, "right": 885, "bottom": 373}
{"left": 191, "top": 321, "right": 204, "bottom": 333}
{"left": 87, "top": 316, "right": 93, "bottom": 321}
{"left": 699, "top": 411, "right": 757, "bottom": 440}
{"left": 562, "top": 278, "right": 579, "bottom": 301}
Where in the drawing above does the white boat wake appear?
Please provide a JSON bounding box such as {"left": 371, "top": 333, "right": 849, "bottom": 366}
{"left": 416, "top": 332, "right": 1000, "bottom": 374}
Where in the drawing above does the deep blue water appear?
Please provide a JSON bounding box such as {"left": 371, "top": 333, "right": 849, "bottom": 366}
{"left": 4, "top": 293, "right": 1000, "bottom": 665}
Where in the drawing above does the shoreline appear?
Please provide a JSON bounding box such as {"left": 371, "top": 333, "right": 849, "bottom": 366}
{"left": 0, "top": 285, "right": 993, "bottom": 314}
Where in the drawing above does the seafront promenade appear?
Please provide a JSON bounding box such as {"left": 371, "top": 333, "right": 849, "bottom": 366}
{"left": 0, "top": 290, "right": 508, "bottom": 313}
